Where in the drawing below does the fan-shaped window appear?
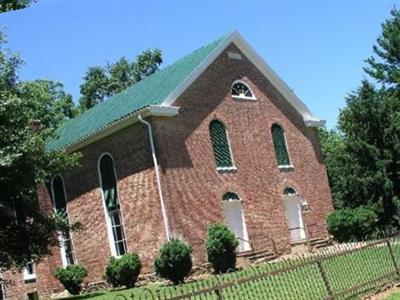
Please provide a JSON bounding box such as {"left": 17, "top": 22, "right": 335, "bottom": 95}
{"left": 231, "top": 81, "right": 255, "bottom": 100}
{"left": 209, "top": 120, "right": 234, "bottom": 170}
{"left": 222, "top": 192, "right": 240, "bottom": 201}
{"left": 271, "top": 124, "right": 291, "bottom": 167}
{"left": 51, "top": 176, "right": 75, "bottom": 266}
{"left": 283, "top": 187, "right": 297, "bottom": 195}
{"left": 99, "top": 154, "right": 127, "bottom": 256}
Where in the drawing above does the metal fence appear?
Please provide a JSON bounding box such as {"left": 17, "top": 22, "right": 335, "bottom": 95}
{"left": 115, "top": 236, "right": 400, "bottom": 300}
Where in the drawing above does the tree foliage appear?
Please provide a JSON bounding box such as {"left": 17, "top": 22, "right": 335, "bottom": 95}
{"left": 205, "top": 223, "right": 238, "bottom": 274}
{"left": 0, "top": 0, "right": 36, "bottom": 13}
{"left": 54, "top": 264, "right": 87, "bottom": 295}
{"left": 322, "top": 9, "right": 400, "bottom": 239}
{"left": 0, "top": 30, "right": 80, "bottom": 270}
{"left": 326, "top": 206, "right": 377, "bottom": 242}
{"left": 154, "top": 238, "right": 192, "bottom": 285}
{"left": 78, "top": 49, "right": 162, "bottom": 110}
{"left": 104, "top": 253, "right": 142, "bottom": 288}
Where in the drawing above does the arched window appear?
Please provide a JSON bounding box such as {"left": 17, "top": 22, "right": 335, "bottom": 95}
{"left": 99, "top": 154, "right": 127, "bottom": 256}
{"left": 283, "top": 187, "right": 297, "bottom": 196}
{"left": 271, "top": 124, "right": 291, "bottom": 167}
{"left": 231, "top": 80, "right": 255, "bottom": 100}
{"left": 209, "top": 120, "right": 234, "bottom": 170}
{"left": 51, "top": 176, "right": 75, "bottom": 266}
{"left": 222, "top": 192, "right": 240, "bottom": 201}
{"left": 52, "top": 176, "right": 67, "bottom": 214}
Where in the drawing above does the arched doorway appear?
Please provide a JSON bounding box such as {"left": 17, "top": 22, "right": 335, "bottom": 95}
{"left": 222, "top": 192, "right": 251, "bottom": 252}
{"left": 283, "top": 187, "right": 306, "bottom": 242}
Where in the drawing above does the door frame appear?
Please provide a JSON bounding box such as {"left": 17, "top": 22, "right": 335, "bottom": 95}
{"left": 283, "top": 192, "right": 306, "bottom": 242}
{"left": 222, "top": 194, "right": 251, "bottom": 252}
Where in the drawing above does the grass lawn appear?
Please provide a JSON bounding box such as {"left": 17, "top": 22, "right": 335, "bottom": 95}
{"left": 387, "top": 292, "right": 400, "bottom": 299}
{"left": 69, "top": 241, "right": 400, "bottom": 300}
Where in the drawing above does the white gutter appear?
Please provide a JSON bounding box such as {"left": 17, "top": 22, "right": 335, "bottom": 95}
{"left": 138, "top": 114, "right": 171, "bottom": 241}
{"left": 63, "top": 105, "right": 180, "bottom": 153}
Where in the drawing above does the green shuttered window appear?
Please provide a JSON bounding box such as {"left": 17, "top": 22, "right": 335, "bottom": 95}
{"left": 53, "top": 176, "right": 67, "bottom": 216}
{"left": 209, "top": 120, "right": 234, "bottom": 169}
{"left": 271, "top": 124, "right": 291, "bottom": 167}
{"left": 99, "top": 155, "right": 120, "bottom": 212}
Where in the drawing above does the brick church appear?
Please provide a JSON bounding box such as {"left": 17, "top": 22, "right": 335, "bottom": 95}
{"left": 2, "top": 31, "right": 333, "bottom": 299}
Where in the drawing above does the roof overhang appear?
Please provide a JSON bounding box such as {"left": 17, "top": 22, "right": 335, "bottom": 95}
{"left": 161, "top": 31, "right": 325, "bottom": 128}
{"left": 63, "top": 105, "right": 180, "bottom": 153}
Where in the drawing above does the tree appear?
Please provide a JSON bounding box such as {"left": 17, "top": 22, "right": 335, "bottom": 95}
{"left": 0, "top": 0, "right": 36, "bottom": 13}
{"left": 322, "top": 9, "right": 400, "bottom": 238}
{"left": 0, "top": 30, "right": 80, "bottom": 270}
{"left": 79, "top": 49, "right": 162, "bottom": 110}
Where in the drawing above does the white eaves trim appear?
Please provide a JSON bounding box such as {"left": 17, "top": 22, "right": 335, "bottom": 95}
{"left": 161, "top": 31, "right": 325, "bottom": 128}
{"left": 64, "top": 105, "right": 180, "bottom": 153}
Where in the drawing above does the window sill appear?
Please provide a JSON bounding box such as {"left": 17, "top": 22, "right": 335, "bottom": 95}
{"left": 232, "top": 95, "right": 257, "bottom": 101}
{"left": 23, "top": 275, "right": 36, "bottom": 283}
{"left": 217, "top": 166, "right": 237, "bottom": 173}
{"left": 278, "top": 165, "right": 294, "bottom": 171}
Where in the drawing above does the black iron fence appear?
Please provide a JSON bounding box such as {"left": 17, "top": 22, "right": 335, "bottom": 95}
{"left": 114, "top": 236, "right": 400, "bottom": 300}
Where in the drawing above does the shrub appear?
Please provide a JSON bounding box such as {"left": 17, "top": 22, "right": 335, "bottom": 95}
{"left": 205, "top": 223, "right": 239, "bottom": 273}
{"left": 54, "top": 264, "right": 87, "bottom": 295}
{"left": 154, "top": 238, "right": 192, "bottom": 284}
{"left": 327, "top": 206, "right": 377, "bottom": 242}
{"left": 104, "top": 253, "right": 142, "bottom": 288}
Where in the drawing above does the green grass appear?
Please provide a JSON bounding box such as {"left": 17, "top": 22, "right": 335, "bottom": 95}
{"left": 69, "top": 241, "right": 400, "bottom": 300}
{"left": 387, "top": 292, "right": 400, "bottom": 299}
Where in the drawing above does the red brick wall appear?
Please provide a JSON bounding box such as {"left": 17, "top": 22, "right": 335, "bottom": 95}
{"left": 4, "top": 43, "right": 333, "bottom": 299}
{"left": 3, "top": 186, "right": 66, "bottom": 299}
{"left": 153, "top": 43, "right": 333, "bottom": 262}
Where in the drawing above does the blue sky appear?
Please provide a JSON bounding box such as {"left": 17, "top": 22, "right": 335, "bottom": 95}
{"left": 1, "top": 0, "right": 398, "bottom": 128}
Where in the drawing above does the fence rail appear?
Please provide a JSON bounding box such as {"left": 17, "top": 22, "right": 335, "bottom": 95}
{"left": 115, "top": 236, "right": 400, "bottom": 300}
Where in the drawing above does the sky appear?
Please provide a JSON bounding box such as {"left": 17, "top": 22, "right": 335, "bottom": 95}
{"left": 1, "top": 0, "right": 398, "bottom": 128}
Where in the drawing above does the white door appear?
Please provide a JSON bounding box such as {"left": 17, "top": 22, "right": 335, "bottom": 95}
{"left": 284, "top": 195, "right": 306, "bottom": 242}
{"left": 222, "top": 200, "right": 251, "bottom": 252}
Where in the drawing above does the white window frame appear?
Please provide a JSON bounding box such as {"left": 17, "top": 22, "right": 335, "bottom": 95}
{"left": 98, "top": 153, "right": 128, "bottom": 257}
{"left": 23, "top": 262, "right": 36, "bottom": 281}
{"left": 108, "top": 208, "right": 128, "bottom": 257}
{"left": 50, "top": 176, "right": 77, "bottom": 267}
{"left": 0, "top": 272, "right": 5, "bottom": 300}
{"left": 231, "top": 80, "right": 256, "bottom": 101}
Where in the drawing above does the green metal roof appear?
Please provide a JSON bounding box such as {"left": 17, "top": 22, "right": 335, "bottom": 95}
{"left": 46, "top": 34, "right": 230, "bottom": 151}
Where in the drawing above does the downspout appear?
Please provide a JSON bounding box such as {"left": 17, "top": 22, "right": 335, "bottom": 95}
{"left": 138, "top": 114, "right": 171, "bottom": 241}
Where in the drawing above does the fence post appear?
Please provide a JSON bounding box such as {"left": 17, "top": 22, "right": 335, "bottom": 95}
{"left": 316, "top": 258, "right": 334, "bottom": 300}
{"left": 214, "top": 286, "right": 224, "bottom": 300}
{"left": 386, "top": 238, "right": 400, "bottom": 279}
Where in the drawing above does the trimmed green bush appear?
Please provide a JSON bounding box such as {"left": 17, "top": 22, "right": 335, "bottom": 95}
{"left": 54, "top": 264, "right": 87, "bottom": 295}
{"left": 104, "top": 253, "right": 142, "bottom": 288}
{"left": 154, "top": 238, "right": 192, "bottom": 284}
{"left": 327, "top": 206, "right": 377, "bottom": 242}
{"left": 205, "top": 223, "right": 239, "bottom": 273}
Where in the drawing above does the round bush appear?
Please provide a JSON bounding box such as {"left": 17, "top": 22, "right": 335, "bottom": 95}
{"left": 54, "top": 264, "right": 87, "bottom": 295}
{"left": 205, "top": 223, "right": 239, "bottom": 273}
{"left": 154, "top": 238, "right": 192, "bottom": 284}
{"left": 327, "top": 206, "right": 377, "bottom": 242}
{"left": 104, "top": 253, "right": 142, "bottom": 288}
